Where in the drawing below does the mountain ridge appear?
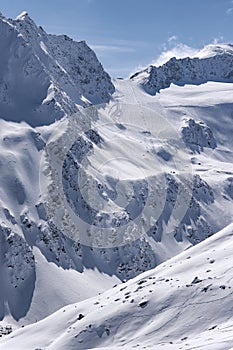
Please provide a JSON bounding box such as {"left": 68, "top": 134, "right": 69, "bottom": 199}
{"left": 0, "top": 11, "right": 114, "bottom": 126}
{"left": 130, "top": 43, "right": 233, "bottom": 95}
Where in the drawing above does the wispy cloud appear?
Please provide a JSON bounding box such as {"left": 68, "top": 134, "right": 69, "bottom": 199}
{"left": 107, "top": 66, "right": 135, "bottom": 76}
{"left": 153, "top": 43, "right": 198, "bottom": 66}
{"left": 152, "top": 36, "right": 227, "bottom": 67}
{"left": 89, "top": 39, "right": 151, "bottom": 59}
{"left": 129, "top": 37, "right": 198, "bottom": 76}
{"left": 149, "top": 35, "right": 199, "bottom": 66}
{"left": 90, "top": 39, "right": 151, "bottom": 55}
{"left": 213, "top": 36, "right": 224, "bottom": 44}
{"left": 130, "top": 34, "right": 228, "bottom": 77}
{"left": 168, "top": 35, "right": 178, "bottom": 42}
{"left": 226, "top": 0, "right": 233, "bottom": 14}
{"left": 108, "top": 39, "right": 151, "bottom": 48}
{"left": 90, "top": 44, "right": 136, "bottom": 54}
{"left": 88, "top": 39, "right": 151, "bottom": 59}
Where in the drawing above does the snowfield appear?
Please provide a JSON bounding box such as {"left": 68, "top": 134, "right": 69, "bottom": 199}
{"left": 1, "top": 223, "right": 233, "bottom": 350}
{"left": 0, "top": 11, "right": 232, "bottom": 350}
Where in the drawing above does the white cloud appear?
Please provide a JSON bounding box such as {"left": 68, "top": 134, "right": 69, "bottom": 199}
{"left": 89, "top": 40, "right": 150, "bottom": 57}
{"left": 129, "top": 39, "right": 199, "bottom": 77}
{"left": 213, "top": 36, "right": 224, "bottom": 44}
{"left": 107, "top": 66, "right": 135, "bottom": 76}
{"left": 90, "top": 44, "right": 135, "bottom": 53}
{"left": 168, "top": 35, "right": 178, "bottom": 42}
{"left": 129, "top": 37, "right": 228, "bottom": 78}
{"left": 153, "top": 43, "right": 198, "bottom": 66}
{"left": 226, "top": 0, "right": 233, "bottom": 14}
{"left": 131, "top": 37, "right": 228, "bottom": 76}
{"left": 129, "top": 64, "right": 148, "bottom": 77}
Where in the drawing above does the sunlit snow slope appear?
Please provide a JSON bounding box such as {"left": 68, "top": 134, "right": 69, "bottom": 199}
{"left": 0, "top": 12, "right": 232, "bottom": 348}
{"left": 2, "top": 223, "right": 233, "bottom": 350}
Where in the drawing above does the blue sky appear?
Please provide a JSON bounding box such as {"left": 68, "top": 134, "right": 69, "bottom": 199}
{"left": 0, "top": 0, "right": 233, "bottom": 77}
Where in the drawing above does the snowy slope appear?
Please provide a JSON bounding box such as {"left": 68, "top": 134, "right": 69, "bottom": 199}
{"left": 0, "top": 119, "right": 120, "bottom": 326}
{"left": 0, "top": 77, "right": 229, "bottom": 328}
{"left": 112, "top": 78, "right": 233, "bottom": 242}
{"left": 0, "top": 70, "right": 232, "bottom": 327}
{"left": 0, "top": 11, "right": 114, "bottom": 126}
{"left": 0, "top": 11, "right": 232, "bottom": 343}
{"left": 1, "top": 223, "right": 233, "bottom": 350}
{"left": 0, "top": 108, "right": 157, "bottom": 327}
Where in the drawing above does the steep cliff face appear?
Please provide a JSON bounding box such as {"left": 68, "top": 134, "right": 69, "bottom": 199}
{"left": 0, "top": 12, "right": 114, "bottom": 126}
{"left": 130, "top": 44, "right": 233, "bottom": 95}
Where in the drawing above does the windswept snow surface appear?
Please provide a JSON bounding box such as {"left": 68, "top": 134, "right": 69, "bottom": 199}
{"left": 1, "top": 224, "right": 233, "bottom": 350}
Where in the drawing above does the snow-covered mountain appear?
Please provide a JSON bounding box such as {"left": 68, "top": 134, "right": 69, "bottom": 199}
{"left": 130, "top": 43, "right": 233, "bottom": 95}
{"left": 0, "top": 12, "right": 232, "bottom": 350}
{"left": 2, "top": 223, "right": 233, "bottom": 350}
{"left": 0, "top": 11, "right": 114, "bottom": 126}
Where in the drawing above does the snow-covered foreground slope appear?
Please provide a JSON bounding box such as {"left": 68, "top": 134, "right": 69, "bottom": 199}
{"left": 0, "top": 12, "right": 114, "bottom": 126}
{"left": 2, "top": 223, "right": 233, "bottom": 350}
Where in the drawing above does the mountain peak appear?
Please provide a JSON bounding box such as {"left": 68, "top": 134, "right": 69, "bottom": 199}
{"left": 15, "top": 11, "right": 29, "bottom": 21}
{"left": 195, "top": 43, "right": 233, "bottom": 59}
{"left": 0, "top": 11, "right": 114, "bottom": 126}
{"left": 14, "top": 11, "right": 38, "bottom": 29}
{"left": 131, "top": 42, "right": 233, "bottom": 95}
